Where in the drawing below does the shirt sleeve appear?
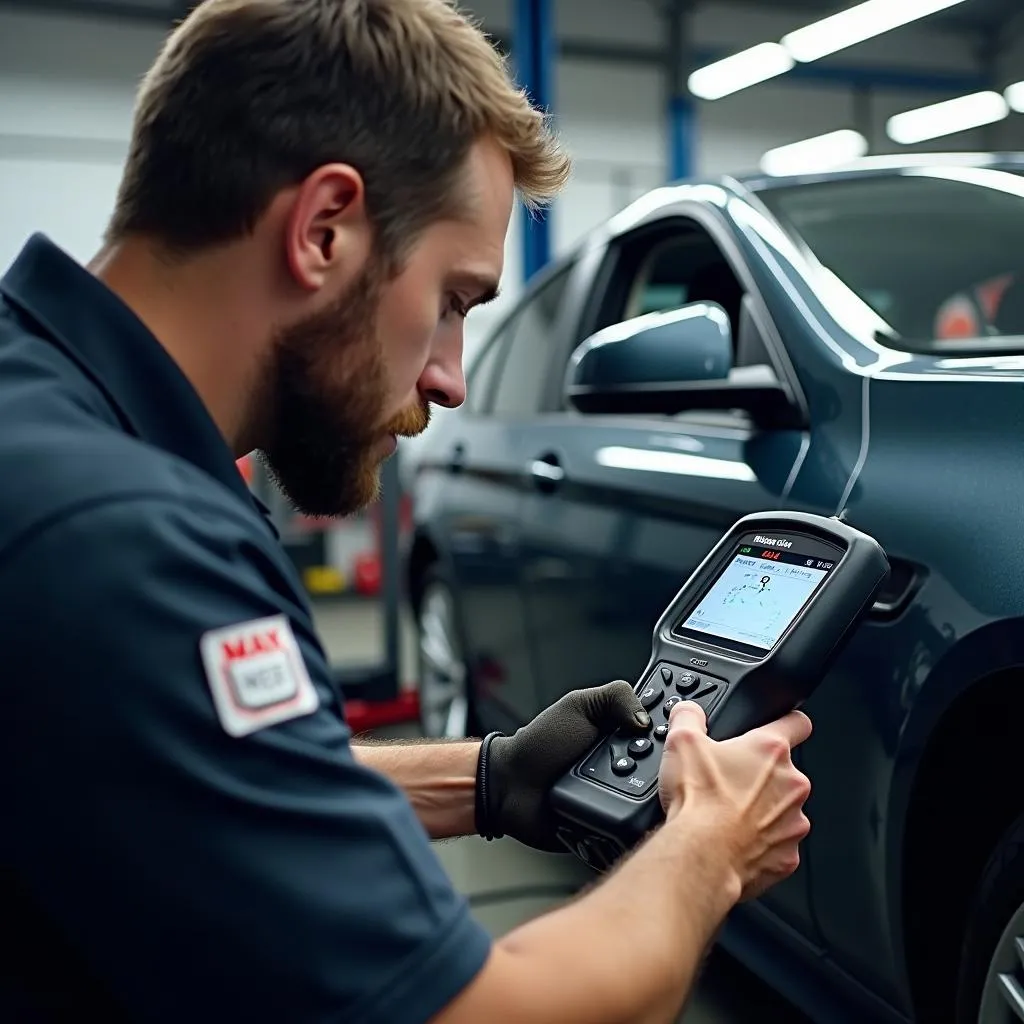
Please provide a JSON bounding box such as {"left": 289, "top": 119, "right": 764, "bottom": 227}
{"left": 1, "top": 492, "right": 492, "bottom": 1024}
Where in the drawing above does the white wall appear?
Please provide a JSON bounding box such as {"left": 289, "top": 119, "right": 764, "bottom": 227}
{"left": 0, "top": 0, "right": 1019, "bottom": 351}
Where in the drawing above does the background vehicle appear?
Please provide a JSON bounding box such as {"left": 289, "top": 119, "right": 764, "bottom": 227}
{"left": 403, "top": 154, "right": 1024, "bottom": 1023}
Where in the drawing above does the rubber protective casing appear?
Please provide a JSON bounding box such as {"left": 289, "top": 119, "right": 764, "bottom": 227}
{"left": 549, "top": 510, "right": 890, "bottom": 860}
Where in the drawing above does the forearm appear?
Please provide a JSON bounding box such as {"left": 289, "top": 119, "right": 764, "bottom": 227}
{"left": 438, "top": 813, "right": 740, "bottom": 1024}
{"left": 350, "top": 738, "right": 480, "bottom": 840}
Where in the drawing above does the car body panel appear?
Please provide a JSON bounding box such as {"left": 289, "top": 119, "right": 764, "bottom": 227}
{"left": 404, "top": 153, "right": 1024, "bottom": 1022}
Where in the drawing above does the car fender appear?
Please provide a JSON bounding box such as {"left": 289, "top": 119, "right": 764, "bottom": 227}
{"left": 885, "top": 614, "right": 1024, "bottom": 993}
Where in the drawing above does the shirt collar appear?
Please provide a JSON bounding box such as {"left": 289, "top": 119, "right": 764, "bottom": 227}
{"left": 0, "top": 233, "right": 279, "bottom": 537}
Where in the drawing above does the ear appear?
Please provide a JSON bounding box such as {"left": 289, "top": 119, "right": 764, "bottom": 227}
{"left": 283, "top": 163, "right": 370, "bottom": 292}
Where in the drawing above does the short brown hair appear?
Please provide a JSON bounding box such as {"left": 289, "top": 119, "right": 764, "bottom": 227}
{"left": 106, "top": 0, "right": 571, "bottom": 262}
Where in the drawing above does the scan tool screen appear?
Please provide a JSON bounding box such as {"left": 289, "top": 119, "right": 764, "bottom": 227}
{"left": 675, "top": 545, "right": 834, "bottom": 654}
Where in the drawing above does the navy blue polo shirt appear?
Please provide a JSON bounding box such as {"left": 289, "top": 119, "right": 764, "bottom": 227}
{"left": 0, "top": 234, "right": 491, "bottom": 1023}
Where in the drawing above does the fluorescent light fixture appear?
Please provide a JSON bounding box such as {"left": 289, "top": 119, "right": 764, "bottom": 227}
{"left": 760, "top": 129, "right": 868, "bottom": 176}
{"left": 1005, "top": 81, "right": 1024, "bottom": 112}
{"left": 688, "top": 42, "right": 794, "bottom": 101}
{"left": 886, "top": 91, "right": 1009, "bottom": 144}
{"left": 782, "top": 0, "right": 969, "bottom": 63}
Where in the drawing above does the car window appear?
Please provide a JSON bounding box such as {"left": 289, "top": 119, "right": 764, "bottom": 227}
{"left": 491, "top": 265, "right": 572, "bottom": 418}
{"left": 616, "top": 232, "right": 745, "bottom": 341}
{"left": 464, "top": 317, "right": 517, "bottom": 416}
{"left": 556, "top": 222, "right": 769, "bottom": 423}
{"left": 754, "top": 168, "right": 1024, "bottom": 349}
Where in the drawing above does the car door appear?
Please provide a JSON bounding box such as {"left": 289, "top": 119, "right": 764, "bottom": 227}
{"left": 515, "top": 212, "right": 823, "bottom": 941}
{"left": 435, "top": 260, "right": 580, "bottom": 733}
{"left": 417, "top": 307, "right": 534, "bottom": 735}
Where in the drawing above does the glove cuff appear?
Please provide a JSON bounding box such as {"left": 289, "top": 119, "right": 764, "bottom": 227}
{"left": 474, "top": 731, "right": 506, "bottom": 841}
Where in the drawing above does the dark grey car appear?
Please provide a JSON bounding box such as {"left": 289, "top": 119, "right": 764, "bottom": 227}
{"left": 403, "top": 154, "right": 1024, "bottom": 1023}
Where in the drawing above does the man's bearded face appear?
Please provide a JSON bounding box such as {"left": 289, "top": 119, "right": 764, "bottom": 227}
{"left": 256, "top": 257, "right": 430, "bottom": 518}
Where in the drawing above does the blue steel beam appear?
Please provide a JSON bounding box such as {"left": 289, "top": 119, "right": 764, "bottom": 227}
{"left": 513, "top": 0, "right": 554, "bottom": 282}
{"left": 669, "top": 96, "right": 695, "bottom": 180}
{"left": 667, "top": 1, "right": 694, "bottom": 181}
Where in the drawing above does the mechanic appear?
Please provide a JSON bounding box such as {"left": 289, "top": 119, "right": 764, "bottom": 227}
{"left": 0, "top": 1, "right": 813, "bottom": 1022}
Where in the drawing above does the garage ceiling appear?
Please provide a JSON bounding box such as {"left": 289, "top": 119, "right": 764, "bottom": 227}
{"left": 3, "top": 0, "right": 1023, "bottom": 45}
{"left": 704, "top": 0, "right": 1021, "bottom": 35}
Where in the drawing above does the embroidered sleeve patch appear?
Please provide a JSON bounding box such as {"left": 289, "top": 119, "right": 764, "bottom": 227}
{"left": 199, "top": 614, "right": 320, "bottom": 737}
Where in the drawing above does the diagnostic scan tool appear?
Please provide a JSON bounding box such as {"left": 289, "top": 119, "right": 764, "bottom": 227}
{"left": 550, "top": 511, "right": 889, "bottom": 870}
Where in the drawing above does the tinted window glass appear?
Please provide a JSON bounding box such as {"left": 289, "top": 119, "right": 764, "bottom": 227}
{"left": 601, "top": 229, "right": 744, "bottom": 346}
{"left": 755, "top": 168, "right": 1024, "bottom": 347}
{"left": 464, "top": 319, "right": 515, "bottom": 415}
{"left": 492, "top": 266, "right": 572, "bottom": 417}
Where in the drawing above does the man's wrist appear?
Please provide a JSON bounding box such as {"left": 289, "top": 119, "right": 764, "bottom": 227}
{"left": 660, "top": 808, "right": 743, "bottom": 914}
{"left": 349, "top": 737, "right": 483, "bottom": 840}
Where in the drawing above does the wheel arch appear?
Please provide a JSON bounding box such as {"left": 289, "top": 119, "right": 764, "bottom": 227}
{"left": 889, "top": 620, "right": 1024, "bottom": 1020}
{"left": 405, "top": 528, "right": 442, "bottom": 617}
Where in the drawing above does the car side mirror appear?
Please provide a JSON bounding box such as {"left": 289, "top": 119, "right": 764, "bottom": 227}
{"left": 567, "top": 302, "right": 732, "bottom": 392}
{"left": 564, "top": 301, "right": 802, "bottom": 429}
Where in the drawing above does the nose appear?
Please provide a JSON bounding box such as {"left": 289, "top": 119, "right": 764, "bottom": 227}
{"left": 419, "top": 335, "right": 466, "bottom": 410}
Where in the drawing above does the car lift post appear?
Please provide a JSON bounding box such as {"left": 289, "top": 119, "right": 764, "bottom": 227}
{"left": 334, "top": 451, "right": 419, "bottom": 731}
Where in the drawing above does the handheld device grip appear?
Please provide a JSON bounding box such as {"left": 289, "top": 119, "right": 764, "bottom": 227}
{"left": 549, "top": 510, "right": 889, "bottom": 870}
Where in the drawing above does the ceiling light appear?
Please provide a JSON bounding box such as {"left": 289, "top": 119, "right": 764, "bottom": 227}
{"left": 782, "top": 0, "right": 969, "bottom": 64}
{"left": 886, "top": 91, "right": 1009, "bottom": 145}
{"left": 1005, "top": 81, "right": 1024, "bottom": 112}
{"left": 688, "top": 43, "right": 794, "bottom": 101}
{"left": 760, "top": 129, "right": 868, "bottom": 176}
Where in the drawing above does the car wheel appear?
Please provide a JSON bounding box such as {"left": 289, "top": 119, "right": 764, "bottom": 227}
{"left": 957, "top": 813, "right": 1024, "bottom": 1022}
{"left": 415, "top": 568, "right": 475, "bottom": 739}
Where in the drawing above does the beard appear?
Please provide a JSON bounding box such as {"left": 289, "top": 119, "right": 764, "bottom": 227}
{"left": 252, "top": 258, "right": 430, "bottom": 519}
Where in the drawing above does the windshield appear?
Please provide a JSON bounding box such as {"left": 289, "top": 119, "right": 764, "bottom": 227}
{"left": 754, "top": 167, "right": 1024, "bottom": 350}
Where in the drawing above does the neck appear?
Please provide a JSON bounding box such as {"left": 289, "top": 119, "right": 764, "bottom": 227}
{"left": 87, "top": 237, "right": 270, "bottom": 456}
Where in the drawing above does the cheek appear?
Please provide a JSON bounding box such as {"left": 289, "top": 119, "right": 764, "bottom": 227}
{"left": 378, "top": 283, "right": 440, "bottom": 390}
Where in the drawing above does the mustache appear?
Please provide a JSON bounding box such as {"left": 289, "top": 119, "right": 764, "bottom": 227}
{"left": 385, "top": 401, "right": 431, "bottom": 438}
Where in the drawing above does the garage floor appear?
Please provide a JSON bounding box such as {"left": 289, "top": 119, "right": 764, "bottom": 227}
{"left": 313, "top": 596, "right": 809, "bottom": 1023}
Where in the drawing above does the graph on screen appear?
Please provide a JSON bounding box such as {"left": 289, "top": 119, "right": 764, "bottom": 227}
{"left": 681, "top": 553, "right": 828, "bottom": 650}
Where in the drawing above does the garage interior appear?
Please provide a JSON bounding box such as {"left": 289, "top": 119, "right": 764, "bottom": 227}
{"left": 4, "top": 0, "right": 1024, "bottom": 1021}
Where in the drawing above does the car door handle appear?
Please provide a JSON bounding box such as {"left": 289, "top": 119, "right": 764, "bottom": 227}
{"left": 529, "top": 453, "right": 565, "bottom": 494}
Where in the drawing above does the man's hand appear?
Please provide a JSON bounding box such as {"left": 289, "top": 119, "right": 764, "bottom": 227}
{"left": 479, "top": 681, "right": 651, "bottom": 851}
{"left": 658, "top": 700, "right": 813, "bottom": 901}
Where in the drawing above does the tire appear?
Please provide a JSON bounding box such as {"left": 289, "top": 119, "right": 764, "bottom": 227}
{"left": 957, "top": 812, "right": 1024, "bottom": 1023}
{"left": 414, "top": 566, "right": 477, "bottom": 739}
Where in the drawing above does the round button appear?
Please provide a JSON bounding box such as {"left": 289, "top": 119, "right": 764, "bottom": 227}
{"left": 612, "top": 755, "right": 636, "bottom": 776}
{"left": 653, "top": 724, "right": 669, "bottom": 740}
{"left": 663, "top": 695, "right": 683, "bottom": 716}
{"left": 676, "top": 672, "right": 701, "bottom": 695}
{"left": 639, "top": 685, "right": 663, "bottom": 710}
{"left": 628, "top": 737, "right": 653, "bottom": 758}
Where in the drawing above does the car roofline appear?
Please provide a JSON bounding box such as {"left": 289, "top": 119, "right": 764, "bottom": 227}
{"left": 730, "top": 151, "right": 1024, "bottom": 192}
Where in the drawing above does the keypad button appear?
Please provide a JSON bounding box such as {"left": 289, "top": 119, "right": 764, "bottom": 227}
{"left": 639, "top": 684, "right": 664, "bottom": 710}
{"left": 653, "top": 723, "right": 669, "bottom": 740}
{"left": 628, "top": 737, "right": 653, "bottom": 758}
{"left": 676, "top": 672, "right": 701, "bottom": 695}
{"left": 663, "top": 695, "right": 683, "bottom": 716}
{"left": 660, "top": 666, "right": 674, "bottom": 685}
{"left": 611, "top": 754, "right": 637, "bottom": 776}
{"left": 693, "top": 682, "right": 719, "bottom": 702}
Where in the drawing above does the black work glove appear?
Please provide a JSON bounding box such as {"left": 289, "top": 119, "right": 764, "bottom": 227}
{"left": 474, "top": 680, "right": 651, "bottom": 852}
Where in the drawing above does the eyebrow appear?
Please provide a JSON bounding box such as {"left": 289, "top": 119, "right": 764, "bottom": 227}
{"left": 452, "top": 271, "right": 501, "bottom": 309}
